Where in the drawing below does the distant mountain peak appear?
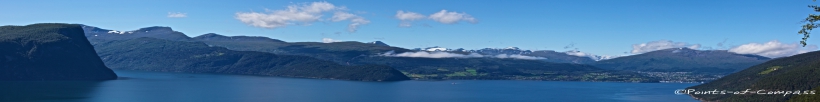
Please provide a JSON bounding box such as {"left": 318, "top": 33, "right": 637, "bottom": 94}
{"left": 197, "top": 33, "right": 229, "bottom": 38}
{"left": 135, "top": 26, "right": 173, "bottom": 32}
{"left": 504, "top": 47, "right": 520, "bottom": 50}
{"left": 562, "top": 50, "right": 621, "bottom": 61}
{"left": 81, "top": 25, "right": 191, "bottom": 41}
{"left": 192, "top": 33, "right": 284, "bottom": 43}
{"left": 368, "top": 41, "right": 389, "bottom": 46}
{"left": 422, "top": 46, "right": 449, "bottom": 51}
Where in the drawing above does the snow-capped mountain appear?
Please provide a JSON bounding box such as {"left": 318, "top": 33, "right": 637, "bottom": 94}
{"left": 464, "top": 47, "right": 534, "bottom": 55}
{"left": 415, "top": 46, "right": 533, "bottom": 54}
{"left": 417, "top": 46, "right": 450, "bottom": 51}
{"left": 563, "top": 50, "right": 625, "bottom": 61}
{"left": 81, "top": 25, "right": 192, "bottom": 42}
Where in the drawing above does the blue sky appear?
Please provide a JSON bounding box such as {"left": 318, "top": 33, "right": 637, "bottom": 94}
{"left": 1, "top": 0, "right": 818, "bottom": 56}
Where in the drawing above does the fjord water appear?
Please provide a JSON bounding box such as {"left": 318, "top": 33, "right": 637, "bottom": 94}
{"left": 1, "top": 70, "right": 698, "bottom": 102}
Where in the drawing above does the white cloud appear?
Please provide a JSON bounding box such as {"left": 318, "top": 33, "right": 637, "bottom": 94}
{"left": 596, "top": 55, "right": 626, "bottom": 61}
{"left": 322, "top": 38, "right": 340, "bottom": 43}
{"left": 234, "top": 2, "right": 368, "bottom": 32}
{"left": 429, "top": 10, "right": 477, "bottom": 24}
{"left": 728, "top": 40, "right": 818, "bottom": 58}
{"left": 493, "top": 54, "right": 546, "bottom": 60}
{"left": 380, "top": 51, "right": 544, "bottom": 60}
{"left": 331, "top": 12, "right": 357, "bottom": 21}
{"left": 632, "top": 40, "right": 701, "bottom": 54}
{"left": 347, "top": 18, "right": 370, "bottom": 32}
{"left": 689, "top": 44, "right": 701, "bottom": 50}
{"left": 396, "top": 11, "right": 426, "bottom": 21}
{"left": 331, "top": 12, "right": 370, "bottom": 32}
{"left": 395, "top": 10, "right": 426, "bottom": 27}
{"left": 167, "top": 12, "right": 187, "bottom": 18}
{"left": 564, "top": 51, "right": 589, "bottom": 57}
{"left": 398, "top": 23, "right": 412, "bottom": 27}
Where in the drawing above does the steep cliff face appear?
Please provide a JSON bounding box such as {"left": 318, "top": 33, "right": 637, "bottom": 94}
{"left": 0, "top": 23, "right": 117, "bottom": 80}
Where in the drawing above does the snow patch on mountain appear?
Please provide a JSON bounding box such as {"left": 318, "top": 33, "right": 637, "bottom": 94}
{"left": 380, "top": 51, "right": 483, "bottom": 58}
{"left": 107, "top": 30, "right": 131, "bottom": 34}
{"left": 424, "top": 46, "right": 449, "bottom": 51}
{"left": 564, "top": 50, "right": 624, "bottom": 61}
{"left": 368, "top": 41, "right": 390, "bottom": 46}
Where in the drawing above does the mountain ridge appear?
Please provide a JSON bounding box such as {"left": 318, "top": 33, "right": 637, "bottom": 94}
{"left": 84, "top": 25, "right": 656, "bottom": 82}
{"left": 94, "top": 37, "right": 410, "bottom": 81}
{"left": 592, "top": 47, "right": 770, "bottom": 82}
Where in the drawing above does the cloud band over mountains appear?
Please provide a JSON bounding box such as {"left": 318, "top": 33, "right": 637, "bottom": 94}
{"left": 631, "top": 40, "right": 701, "bottom": 54}
{"left": 728, "top": 40, "right": 818, "bottom": 58}
{"left": 632, "top": 40, "right": 818, "bottom": 58}
{"left": 380, "top": 51, "right": 544, "bottom": 60}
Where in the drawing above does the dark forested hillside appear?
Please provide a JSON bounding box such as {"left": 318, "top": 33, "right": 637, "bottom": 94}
{"left": 594, "top": 48, "right": 769, "bottom": 74}
{"left": 590, "top": 48, "right": 769, "bottom": 82}
{"left": 194, "top": 33, "right": 285, "bottom": 43}
{"left": 0, "top": 23, "right": 117, "bottom": 80}
{"left": 193, "top": 34, "right": 655, "bottom": 82}
{"left": 193, "top": 34, "right": 413, "bottom": 64}
{"left": 93, "top": 38, "right": 410, "bottom": 81}
{"left": 83, "top": 27, "right": 655, "bottom": 82}
{"left": 687, "top": 50, "right": 820, "bottom": 102}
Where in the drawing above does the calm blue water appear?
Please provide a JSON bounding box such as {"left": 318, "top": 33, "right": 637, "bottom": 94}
{"left": 1, "top": 70, "right": 700, "bottom": 102}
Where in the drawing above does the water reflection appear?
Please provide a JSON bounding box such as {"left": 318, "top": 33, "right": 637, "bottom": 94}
{"left": 1, "top": 70, "right": 700, "bottom": 102}
{"left": 0, "top": 80, "right": 105, "bottom": 102}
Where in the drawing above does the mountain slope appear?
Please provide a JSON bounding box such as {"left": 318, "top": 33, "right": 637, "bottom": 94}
{"left": 368, "top": 41, "right": 389, "bottom": 46}
{"left": 194, "top": 33, "right": 285, "bottom": 43}
{"left": 82, "top": 25, "right": 192, "bottom": 42}
{"left": 94, "top": 38, "right": 410, "bottom": 81}
{"left": 594, "top": 48, "right": 769, "bottom": 74}
{"left": 0, "top": 23, "right": 117, "bottom": 80}
{"left": 527, "top": 50, "right": 598, "bottom": 64}
{"left": 82, "top": 26, "right": 654, "bottom": 82}
{"left": 686, "top": 50, "right": 820, "bottom": 102}
{"left": 193, "top": 34, "right": 412, "bottom": 63}
{"left": 193, "top": 34, "right": 654, "bottom": 82}
{"left": 414, "top": 47, "right": 600, "bottom": 64}
{"left": 592, "top": 48, "right": 770, "bottom": 82}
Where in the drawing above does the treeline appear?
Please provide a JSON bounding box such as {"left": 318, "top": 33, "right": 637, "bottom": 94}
{"left": 351, "top": 56, "right": 655, "bottom": 82}
{"left": 687, "top": 50, "right": 820, "bottom": 102}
